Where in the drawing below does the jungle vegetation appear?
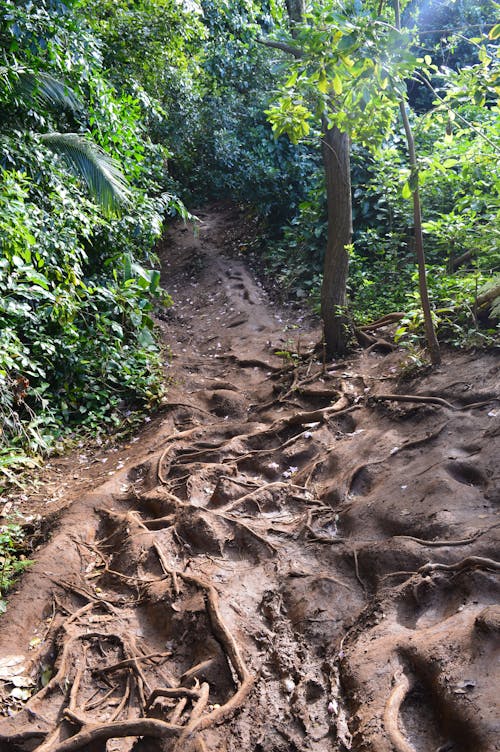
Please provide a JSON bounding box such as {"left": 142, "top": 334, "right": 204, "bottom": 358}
{"left": 0, "top": 0, "right": 498, "bottom": 483}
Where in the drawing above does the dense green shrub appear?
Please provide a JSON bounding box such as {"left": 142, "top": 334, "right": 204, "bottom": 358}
{"left": 0, "top": 0, "right": 182, "bottom": 478}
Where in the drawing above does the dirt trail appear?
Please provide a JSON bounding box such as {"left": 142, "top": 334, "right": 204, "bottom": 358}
{"left": 0, "top": 206, "right": 499, "bottom": 752}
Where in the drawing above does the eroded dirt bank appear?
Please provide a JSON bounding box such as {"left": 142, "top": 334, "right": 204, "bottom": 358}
{"left": 0, "top": 206, "right": 499, "bottom": 752}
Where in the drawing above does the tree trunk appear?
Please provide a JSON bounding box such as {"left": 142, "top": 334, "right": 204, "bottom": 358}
{"left": 285, "top": 0, "right": 305, "bottom": 27}
{"left": 398, "top": 102, "right": 441, "bottom": 365}
{"left": 282, "top": 0, "right": 353, "bottom": 360}
{"left": 393, "top": 0, "right": 440, "bottom": 366}
{"left": 320, "top": 121, "right": 353, "bottom": 359}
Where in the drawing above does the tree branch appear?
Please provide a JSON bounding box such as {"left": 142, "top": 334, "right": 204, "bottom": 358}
{"left": 258, "top": 37, "right": 303, "bottom": 58}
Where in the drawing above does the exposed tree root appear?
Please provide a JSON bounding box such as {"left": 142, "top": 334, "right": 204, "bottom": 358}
{"left": 180, "top": 659, "right": 216, "bottom": 685}
{"left": 157, "top": 427, "right": 213, "bottom": 484}
{"left": 373, "top": 393, "right": 498, "bottom": 411}
{"left": 277, "top": 403, "right": 360, "bottom": 428}
{"left": 48, "top": 715, "right": 182, "bottom": 752}
{"left": 227, "top": 355, "right": 282, "bottom": 372}
{"left": 383, "top": 671, "right": 416, "bottom": 752}
{"left": 355, "top": 328, "right": 396, "bottom": 352}
{"left": 138, "top": 487, "right": 279, "bottom": 554}
{"left": 359, "top": 313, "right": 405, "bottom": 331}
{"left": 153, "top": 543, "right": 255, "bottom": 740}
{"left": 8, "top": 519, "right": 256, "bottom": 752}
{"left": 395, "top": 525, "right": 499, "bottom": 548}
{"left": 418, "top": 556, "right": 500, "bottom": 575}
{"left": 218, "top": 481, "right": 308, "bottom": 514}
{"left": 390, "top": 422, "right": 449, "bottom": 454}
{"left": 373, "top": 393, "right": 456, "bottom": 409}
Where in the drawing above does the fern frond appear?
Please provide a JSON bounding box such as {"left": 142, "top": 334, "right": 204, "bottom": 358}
{"left": 40, "top": 132, "right": 131, "bottom": 215}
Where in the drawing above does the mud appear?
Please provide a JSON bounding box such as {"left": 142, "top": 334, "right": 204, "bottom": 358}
{"left": 0, "top": 206, "right": 498, "bottom": 752}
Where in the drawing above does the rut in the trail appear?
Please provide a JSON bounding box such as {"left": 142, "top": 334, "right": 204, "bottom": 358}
{"left": 0, "top": 207, "right": 499, "bottom": 752}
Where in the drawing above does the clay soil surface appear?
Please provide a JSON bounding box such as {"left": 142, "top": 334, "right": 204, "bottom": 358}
{"left": 0, "top": 206, "right": 499, "bottom": 752}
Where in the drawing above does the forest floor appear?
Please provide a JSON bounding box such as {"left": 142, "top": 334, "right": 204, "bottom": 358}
{"left": 0, "top": 206, "right": 499, "bottom": 752}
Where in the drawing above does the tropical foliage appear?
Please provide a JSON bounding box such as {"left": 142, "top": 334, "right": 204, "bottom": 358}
{"left": 0, "top": 0, "right": 187, "bottom": 480}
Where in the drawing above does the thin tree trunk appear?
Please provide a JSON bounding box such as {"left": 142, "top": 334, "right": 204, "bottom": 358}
{"left": 393, "top": 0, "right": 440, "bottom": 365}
{"left": 320, "top": 121, "right": 353, "bottom": 359}
{"left": 398, "top": 101, "right": 440, "bottom": 365}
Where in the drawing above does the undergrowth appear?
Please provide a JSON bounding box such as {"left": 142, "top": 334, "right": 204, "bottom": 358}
{"left": 0, "top": 521, "right": 32, "bottom": 614}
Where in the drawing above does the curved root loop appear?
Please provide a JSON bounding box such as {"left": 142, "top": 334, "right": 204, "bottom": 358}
{"left": 383, "top": 672, "right": 416, "bottom": 752}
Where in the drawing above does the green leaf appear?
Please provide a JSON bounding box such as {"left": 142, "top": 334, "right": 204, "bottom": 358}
{"left": 489, "top": 23, "right": 500, "bottom": 39}
{"left": 332, "top": 73, "right": 342, "bottom": 96}
{"left": 40, "top": 133, "right": 131, "bottom": 216}
{"left": 123, "top": 253, "right": 133, "bottom": 281}
{"left": 402, "top": 182, "right": 412, "bottom": 199}
{"left": 473, "top": 89, "right": 485, "bottom": 106}
{"left": 16, "top": 72, "right": 82, "bottom": 112}
{"left": 149, "top": 270, "right": 161, "bottom": 294}
{"left": 25, "top": 270, "right": 50, "bottom": 290}
{"left": 318, "top": 72, "right": 328, "bottom": 94}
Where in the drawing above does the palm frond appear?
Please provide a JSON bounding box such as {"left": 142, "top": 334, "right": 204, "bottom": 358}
{"left": 17, "top": 72, "right": 82, "bottom": 113}
{"left": 40, "top": 132, "right": 131, "bottom": 215}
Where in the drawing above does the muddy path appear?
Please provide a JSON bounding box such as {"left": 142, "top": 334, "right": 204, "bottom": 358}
{"left": 0, "top": 206, "right": 499, "bottom": 752}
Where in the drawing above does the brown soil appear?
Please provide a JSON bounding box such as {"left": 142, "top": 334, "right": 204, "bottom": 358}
{"left": 0, "top": 205, "right": 499, "bottom": 752}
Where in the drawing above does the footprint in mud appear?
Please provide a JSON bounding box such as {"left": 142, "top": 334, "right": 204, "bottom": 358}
{"left": 396, "top": 569, "right": 499, "bottom": 630}
{"left": 398, "top": 674, "right": 463, "bottom": 752}
{"left": 226, "top": 314, "right": 249, "bottom": 328}
{"left": 209, "top": 389, "right": 248, "bottom": 418}
{"left": 225, "top": 270, "right": 244, "bottom": 281}
{"left": 348, "top": 464, "right": 383, "bottom": 497}
{"left": 445, "top": 460, "right": 487, "bottom": 488}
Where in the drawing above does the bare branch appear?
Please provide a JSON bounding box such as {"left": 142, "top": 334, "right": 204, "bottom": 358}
{"left": 258, "top": 37, "right": 303, "bottom": 58}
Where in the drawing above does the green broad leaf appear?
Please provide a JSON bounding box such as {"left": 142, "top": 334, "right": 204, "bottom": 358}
{"left": 337, "top": 33, "right": 357, "bottom": 51}
{"left": 41, "top": 666, "right": 52, "bottom": 687}
{"left": 489, "top": 23, "right": 500, "bottom": 39}
{"left": 473, "top": 89, "right": 485, "bottom": 106}
{"left": 442, "top": 158, "right": 458, "bottom": 168}
{"left": 123, "top": 253, "right": 133, "bottom": 281}
{"left": 318, "top": 73, "right": 328, "bottom": 94}
{"left": 424, "top": 55, "right": 432, "bottom": 65}
{"left": 332, "top": 74, "right": 342, "bottom": 95}
{"left": 351, "top": 60, "right": 365, "bottom": 77}
{"left": 149, "top": 270, "right": 161, "bottom": 294}
{"left": 130, "top": 311, "right": 142, "bottom": 328}
{"left": 138, "top": 327, "right": 155, "bottom": 348}
{"left": 25, "top": 270, "right": 50, "bottom": 290}
{"left": 402, "top": 182, "right": 412, "bottom": 199}
{"left": 40, "top": 133, "right": 131, "bottom": 216}
{"left": 285, "top": 70, "right": 298, "bottom": 88}
{"left": 111, "top": 321, "right": 123, "bottom": 338}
